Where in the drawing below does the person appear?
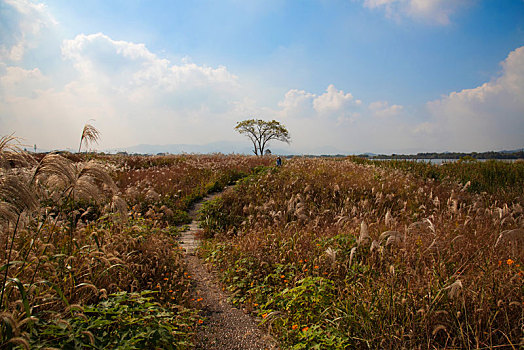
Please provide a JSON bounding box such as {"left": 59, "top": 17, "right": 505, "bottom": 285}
{"left": 276, "top": 156, "right": 282, "bottom": 167}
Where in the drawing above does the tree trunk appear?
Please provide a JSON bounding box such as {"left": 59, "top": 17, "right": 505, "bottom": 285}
{"left": 257, "top": 140, "right": 263, "bottom": 157}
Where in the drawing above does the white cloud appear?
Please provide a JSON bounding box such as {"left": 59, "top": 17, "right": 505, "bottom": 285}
{"left": 313, "top": 84, "right": 361, "bottom": 115}
{"left": 275, "top": 85, "right": 366, "bottom": 152}
{"left": 0, "top": 0, "right": 56, "bottom": 61}
{"left": 363, "top": 0, "right": 470, "bottom": 25}
{"left": 369, "top": 100, "right": 403, "bottom": 118}
{"left": 278, "top": 85, "right": 361, "bottom": 120}
{"left": 274, "top": 45, "right": 524, "bottom": 154}
{"left": 278, "top": 88, "right": 316, "bottom": 118}
{"left": 3, "top": 37, "right": 522, "bottom": 154}
{"left": 412, "top": 121, "right": 434, "bottom": 135}
{"left": 1, "top": 32, "right": 244, "bottom": 150}
{"left": 0, "top": 64, "right": 47, "bottom": 97}
{"left": 423, "top": 46, "right": 524, "bottom": 151}
{"left": 61, "top": 33, "right": 238, "bottom": 95}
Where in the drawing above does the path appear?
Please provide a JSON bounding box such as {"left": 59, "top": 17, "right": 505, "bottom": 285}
{"left": 179, "top": 189, "right": 278, "bottom": 350}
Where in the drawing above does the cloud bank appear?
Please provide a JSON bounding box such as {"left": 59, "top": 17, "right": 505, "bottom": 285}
{"left": 0, "top": 0, "right": 522, "bottom": 154}
{"left": 1, "top": 23, "right": 242, "bottom": 149}
{"left": 422, "top": 46, "right": 524, "bottom": 151}
{"left": 273, "top": 45, "right": 524, "bottom": 153}
{"left": 0, "top": 0, "right": 56, "bottom": 61}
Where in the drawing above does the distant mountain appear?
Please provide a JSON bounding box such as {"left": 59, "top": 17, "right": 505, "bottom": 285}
{"left": 500, "top": 148, "right": 524, "bottom": 153}
{"left": 109, "top": 141, "right": 297, "bottom": 155}
{"left": 124, "top": 142, "right": 247, "bottom": 155}
{"left": 106, "top": 141, "right": 359, "bottom": 156}
{"left": 300, "top": 145, "right": 346, "bottom": 155}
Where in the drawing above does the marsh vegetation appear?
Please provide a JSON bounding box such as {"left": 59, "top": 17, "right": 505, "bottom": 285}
{"left": 200, "top": 157, "right": 523, "bottom": 349}
{"left": 0, "top": 136, "right": 269, "bottom": 349}
{"left": 1, "top": 136, "right": 522, "bottom": 348}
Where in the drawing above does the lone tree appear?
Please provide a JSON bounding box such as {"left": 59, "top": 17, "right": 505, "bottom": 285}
{"left": 235, "top": 119, "right": 290, "bottom": 156}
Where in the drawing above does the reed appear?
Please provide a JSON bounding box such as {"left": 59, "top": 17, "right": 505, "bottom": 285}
{"left": 200, "top": 157, "right": 523, "bottom": 348}
{"left": 0, "top": 134, "right": 271, "bottom": 347}
{"left": 78, "top": 123, "right": 100, "bottom": 153}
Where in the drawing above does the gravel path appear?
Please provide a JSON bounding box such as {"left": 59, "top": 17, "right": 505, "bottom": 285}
{"left": 179, "top": 190, "right": 278, "bottom": 350}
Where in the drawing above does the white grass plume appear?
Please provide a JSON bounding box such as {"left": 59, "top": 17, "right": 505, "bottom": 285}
{"left": 358, "top": 220, "right": 371, "bottom": 246}
{"left": 0, "top": 134, "right": 35, "bottom": 170}
{"left": 78, "top": 123, "right": 100, "bottom": 153}
{"left": 0, "top": 174, "right": 39, "bottom": 217}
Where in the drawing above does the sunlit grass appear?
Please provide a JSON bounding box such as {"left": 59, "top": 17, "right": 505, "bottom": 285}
{"left": 0, "top": 138, "right": 270, "bottom": 348}
{"left": 199, "top": 157, "right": 523, "bottom": 349}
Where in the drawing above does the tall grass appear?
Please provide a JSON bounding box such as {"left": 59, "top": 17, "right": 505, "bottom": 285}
{"left": 0, "top": 150, "right": 194, "bottom": 347}
{"left": 112, "top": 154, "right": 272, "bottom": 225}
{"left": 78, "top": 123, "right": 100, "bottom": 153}
{"left": 0, "top": 134, "right": 272, "bottom": 348}
{"left": 200, "top": 158, "right": 523, "bottom": 349}
{"left": 356, "top": 157, "right": 524, "bottom": 201}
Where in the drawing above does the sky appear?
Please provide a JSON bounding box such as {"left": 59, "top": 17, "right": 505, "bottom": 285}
{"left": 0, "top": 0, "right": 523, "bottom": 154}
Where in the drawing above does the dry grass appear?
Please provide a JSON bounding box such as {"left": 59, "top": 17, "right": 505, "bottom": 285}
{"left": 78, "top": 123, "right": 100, "bottom": 152}
{"left": 111, "top": 153, "right": 272, "bottom": 225}
{"left": 0, "top": 134, "right": 34, "bottom": 171}
{"left": 0, "top": 137, "right": 271, "bottom": 347}
{"left": 200, "top": 157, "right": 524, "bottom": 349}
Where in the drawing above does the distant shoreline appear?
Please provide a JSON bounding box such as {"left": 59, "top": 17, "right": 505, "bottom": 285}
{"left": 364, "top": 150, "right": 524, "bottom": 160}
{"left": 27, "top": 149, "right": 524, "bottom": 160}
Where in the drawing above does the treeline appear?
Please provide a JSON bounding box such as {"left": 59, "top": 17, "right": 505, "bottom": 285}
{"left": 369, "top": 150, "right": 524, "bottom": 160}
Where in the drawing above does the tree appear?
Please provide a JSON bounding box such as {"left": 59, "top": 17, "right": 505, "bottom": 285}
{"left": 235, "top": 119, "right": 290, "bottom": 156}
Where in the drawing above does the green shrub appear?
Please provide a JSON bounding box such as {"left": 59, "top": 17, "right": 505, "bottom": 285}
{"left": 198, "top": 197, "right": 243, "bottom": 237}
{"left": 28, "top": 291, "right": 196, "bottom": 349}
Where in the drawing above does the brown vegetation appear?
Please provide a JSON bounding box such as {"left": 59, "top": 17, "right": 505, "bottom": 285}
{"left": 200, "top": 157, "right": 523, "bottom": 349}
{"left": 0, "top": 135, "right": 270, "bottom": 348}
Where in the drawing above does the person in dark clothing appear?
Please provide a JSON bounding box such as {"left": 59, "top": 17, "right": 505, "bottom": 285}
{"left": 276, "top": 156, "right": 282, "bottom": 167}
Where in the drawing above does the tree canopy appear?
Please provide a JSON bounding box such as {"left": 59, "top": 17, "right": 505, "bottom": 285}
{"left": 235, "top": 119, "right": 290, "bottom": 156}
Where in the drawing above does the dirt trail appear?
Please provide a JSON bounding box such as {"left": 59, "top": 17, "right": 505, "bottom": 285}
{"left": 179, "top": 189, "right": 278, "bottom": 350}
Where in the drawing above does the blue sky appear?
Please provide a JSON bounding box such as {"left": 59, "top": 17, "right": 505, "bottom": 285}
{"left": 1, "top": 0, "right": 523, "bottom": 154}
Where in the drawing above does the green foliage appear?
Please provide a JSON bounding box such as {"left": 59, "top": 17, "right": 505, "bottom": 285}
{"left": 448, "top": 159, "right": 524, "bottom": 195}
{"left": 199, "top": 197, "right": 242, "bottom": 237}
{"left": 29, "top": 291, "right": 196, "bottom": 349}
{"left": 201, "top": 241, "right": 351, "bottom": 349}
{"left": 261, "top": 277, "right": 347, "bottom": 348}
{"left": 373, "top": 150, "right": 524, "bottom": 160}
{"left": 235, "top": 119, "right": 291, "bottom": 156}
{"left": 169, "top": 209, "right": 192, "bottom": 226}
{"left": 198, "top": 166, "right": 273, "bottom": 237}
